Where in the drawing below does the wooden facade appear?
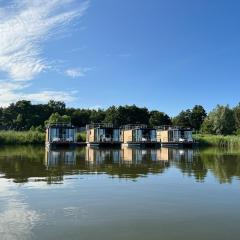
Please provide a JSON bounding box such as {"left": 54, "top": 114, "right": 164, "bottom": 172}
{"left": 86, "top": 123, "right": 121, "bottom": 147}
{"left": 45, "top": 123, "right": 77, "bottom": 148}
{"left": 156, "top": 126, "right": 194, "bottom": 147}
{"left": 121, "top": 124, "right": 159, "bottom": 147}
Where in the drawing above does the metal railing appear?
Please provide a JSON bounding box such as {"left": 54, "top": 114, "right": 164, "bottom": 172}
{"left": 46, "top": 122, "right": 73, "bottom": 128}
{"left": 121, "top": 124, "right": 148, "bottom": 130}
{"left": 154, "top": 125, "right": 192, "bottom": 131}
{"left": 86, "top": 123, "right": 114, "bottom": 130}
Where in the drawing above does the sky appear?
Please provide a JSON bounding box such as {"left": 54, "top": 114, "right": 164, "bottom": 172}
{"left": 0, "top": 0, "right": 240, "bottom": 116}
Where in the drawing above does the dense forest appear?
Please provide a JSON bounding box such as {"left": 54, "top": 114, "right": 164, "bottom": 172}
{"left": 0, "top": 100, "right": 240, "bottom": 135}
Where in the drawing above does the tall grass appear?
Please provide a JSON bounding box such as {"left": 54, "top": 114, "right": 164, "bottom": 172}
{"left": 194, "top": 134, "right": 240, "bottom": 148}
{"left": 0, "top": 131, "right": 45, "bottom": 145}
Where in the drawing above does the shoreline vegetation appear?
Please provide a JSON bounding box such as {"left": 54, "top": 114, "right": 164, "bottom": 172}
{"left": 0, "top": 130, "right": 240, "bottom": 148}
{"left": 194, "top": 134, "right": 240, "bottom": 148}
{"left": 1, "top": 100, "right": 240, "bottom": 147}
{"left": 0, "top": 131, "right": 86, "bottom": 145}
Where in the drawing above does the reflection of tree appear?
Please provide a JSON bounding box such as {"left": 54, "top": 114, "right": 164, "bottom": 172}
{"left": 172, "top": 148, "right": 240, "bottom": 183}
{"left": 1, "top": 146, "right": 240, "bottom": 184}
{"left": 199, "top": 148, "right": 240, "bottom": 183}
{"left": 169, "top": 149, "right": 207, "bottom": 182}
{"left": 0, "top": 146, "right": 45, "bottom": 183}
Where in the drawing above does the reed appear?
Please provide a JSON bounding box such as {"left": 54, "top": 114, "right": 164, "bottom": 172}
{"left": 0, "top": 131, "right": 45, "bottom": 145}
{"left": 194, "top": 134, "right": 240, "bottom": 148}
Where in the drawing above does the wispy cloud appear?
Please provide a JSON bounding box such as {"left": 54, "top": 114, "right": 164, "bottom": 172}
{"left": 65, "top": 67, "right": 91, "bottom": 78}
{"left": 0, "top": 0, "right": 89, "bottom": 106}
{"left": 0, "top": 80, "right": 76, "bottom": 107}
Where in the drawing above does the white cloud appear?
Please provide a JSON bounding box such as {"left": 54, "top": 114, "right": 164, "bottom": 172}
{"left": 65, "top": 67, "right": 91, "bottom": 78}
{"left": 0, "top": 0, "right": 89, "bottom": 106}
{"left": 0, "top": 0, "right": 89, "bottom": 81}
{"left": 0, "top": 80, "right": 76, "bottom": 107}
{"left": 0, "top": 180, "right": 41, "bottom": 240}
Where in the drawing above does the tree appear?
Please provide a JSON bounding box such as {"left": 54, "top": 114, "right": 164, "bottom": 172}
{"left": 70, "top": 109, "right": 91, "bottom": 127}
{"left": 190, "top": 105, "right": 207, "bottom": 131}
{"left": 201, "top": 105, "right": 235, "bottom": 135}
{"left": 200, "top": 115, "right": 214, "bottom": 134}
{"left": 117, "top": 105, "right": 150, "bottom": 125}
{"left": 47, "top": 100, "right": 66, "bottom": 115}
{"left": 45, "top": 113, "right": 71, "bottom": 125}
{"left": 172, "top": 109, "right": 192, "bottom": 127}
{"left": 233, "top": 103, "right": 240, "bottom": 134}
{"left": 149, "top": 111, "right": 172, "bottom": 127}
{"left": 104, "top": 106, "right": 120, "bottom": 125}
{"left": 90, "top": 109, "right": 106, "bottom": 123}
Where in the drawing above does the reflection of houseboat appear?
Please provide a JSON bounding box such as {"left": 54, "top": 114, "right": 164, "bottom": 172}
{"left": 45, "top": 149, "right": 76, "bottom": 167}
{"left": 86, "top": 123, "right": 121, "bottom": 147}
{"left": 121, "top": 125, "right": 159, "bottom": 147}
{"left": 45, "top": 123, "right": 77, "bottom": 148}
{"left": 156, "top": 126, "right": 194, "bottom": 147}
{"left": 85, "top": 147, "right": 121, "bottom": 164}
{"left": 157, "top": 147, "right": 194, "bottom": 162}
{"left": 122, "top": 147, "right": 169, "bottom": 164}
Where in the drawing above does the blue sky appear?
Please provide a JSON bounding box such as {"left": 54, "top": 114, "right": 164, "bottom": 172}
{"left": 0, "top": 0, "right": 240, "bottom": 115}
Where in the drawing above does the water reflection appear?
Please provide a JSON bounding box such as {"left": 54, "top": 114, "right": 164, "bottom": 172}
{"left": 0, "top": 146, "right": 240, "bottom": 184}
{"left": 85, "top": 147, "right": 169, "bottom": 178}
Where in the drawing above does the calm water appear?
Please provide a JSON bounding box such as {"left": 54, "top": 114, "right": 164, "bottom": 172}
{"left": 0, "top": 146, "right": 240, "bottom": 240}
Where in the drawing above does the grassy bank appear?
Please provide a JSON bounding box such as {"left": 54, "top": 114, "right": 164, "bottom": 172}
{"left": 0, "top": 131, "right": 45, "bottom": 145}
{"left": 194, "top": 134, "right": 240, "bottom": 148}
{"left": 0, "top": 130, "right": 87, "bottom": 145}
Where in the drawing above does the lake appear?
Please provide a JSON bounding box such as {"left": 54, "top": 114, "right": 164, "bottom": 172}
{"left": 0, "top": 146, "right": 240, "bottom": 240}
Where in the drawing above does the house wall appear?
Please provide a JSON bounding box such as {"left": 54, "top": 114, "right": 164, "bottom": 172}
{"left": 184, "top": 131, "right": 193, "bottom": 141}
{"left": 87, "top": 128, "right": 121, "bottom": 143}
{"left": 87, "top": 129, "right": 95, "bottom": 143}
{"left": 133, "top": 129, "right": 142, "bottom": 142}
{"left": 150, "top": 130, "right": 157, "bottom": 141}
{"left": 123, "top": 130, "right": 133, "bottom": 143}
{"left": 46, "top": 129, "right": 49, "bottom": 142}
{"left": 113, "top": 129, "right": 120, "bottom": 141}
{"left": 157, "top": 130, "right": 169, "bottom": 143}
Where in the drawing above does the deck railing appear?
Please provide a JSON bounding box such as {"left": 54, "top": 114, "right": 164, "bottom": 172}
{"left": 86, "top": 123, "right": 114, "bottom": 130}
{"left": 121, "top": 124, "right": 148, "bottom": 130}
{"left": 155, "top": 125, "right": 192, "bottom": 131}
{"left": 46, "top": 122, "right": 73, "bottom": 128}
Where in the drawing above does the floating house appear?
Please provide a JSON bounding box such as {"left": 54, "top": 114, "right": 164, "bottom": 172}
{"left": 121, "top": 124, "right": 158, "bottom": 147}
{"left": 45, "top": 123, "right": 77, "bottom": 148}
{"left": 86, "top": 123, "right": 121, "bottom": 147}
{"left": 156, "top": 126, "right": 194, "bottom": 147}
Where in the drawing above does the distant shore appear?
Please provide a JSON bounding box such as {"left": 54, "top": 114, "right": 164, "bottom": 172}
{"left": 0, "top": 130, "right": 240, "bottom": 148}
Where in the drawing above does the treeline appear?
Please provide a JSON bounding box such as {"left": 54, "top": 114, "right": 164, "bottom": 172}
{"left": 173, "top": 104, "right": 240, "bottom": 135}
{"left": 0, "top": 100, "right": 173, "bottom": 130}
{"left": 0, "top": 100, "right": 240, "bottom": 135}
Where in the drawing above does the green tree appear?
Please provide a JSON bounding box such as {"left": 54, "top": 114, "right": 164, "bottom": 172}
{"left": 172, "top": 109, "right": 192, "bottom": 127}
{"left": 149, "top": 111, "right": 172, "bottom": 127}
{"left": 90, "top": 109, "right": 106, "bottom": 123}
{"left": 233, "top": 103, "right": 240, "bottom": 134}
{"left": 190, "top": 105, "right": 207, "bottom": 131}
{"left": 104, "top": 106, "right": 120, "bottom": 125}
{"left": 45, "top": 113, "right": 71, "bottom": 125}
{"left": 47, "top": 100, "right": 66, "bottom": 115}
{"left": 201, "top": 105, "right": 235, "bottom": 135}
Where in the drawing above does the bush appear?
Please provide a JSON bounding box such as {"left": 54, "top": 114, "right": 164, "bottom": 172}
{"left": 76, "top": 132, "right": 86, "bottom": 142}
